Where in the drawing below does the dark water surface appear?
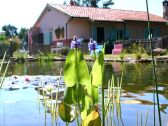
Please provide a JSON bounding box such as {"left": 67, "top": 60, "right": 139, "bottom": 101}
{"left": 0, "top": 61, "right": 168, "bottom": 126}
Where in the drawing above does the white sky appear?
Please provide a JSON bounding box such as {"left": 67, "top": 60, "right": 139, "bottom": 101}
{"left": 0, "top": 0, "right": 164, "bottom": 31}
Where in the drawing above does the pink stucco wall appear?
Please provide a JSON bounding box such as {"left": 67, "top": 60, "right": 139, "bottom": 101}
{"left": 39, "top": 8, "right": 69, "bottom": 41}
{"left": 67, "top": 19, "right": 91, "bottom": 40}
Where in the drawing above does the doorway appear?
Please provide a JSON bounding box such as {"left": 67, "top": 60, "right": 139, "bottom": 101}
{"left": 97, "top": 27, "right": 104, "bottom": 43}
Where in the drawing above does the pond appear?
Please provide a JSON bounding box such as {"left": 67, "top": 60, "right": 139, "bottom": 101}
{"left": 0, "top": 61, "right": 168, "bottom": 126}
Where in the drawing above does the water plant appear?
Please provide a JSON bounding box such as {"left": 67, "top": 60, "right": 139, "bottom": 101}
{"left": 146, "top": 0, "right": 162, "bottom": 125}
{"left": 119, "top": 50, "right": 126, "bottom": 60}
{"left": 58, "top": 36, "right": 104, "bottom": 125}
{"left": 0, "top": 51, "right": 10, "bottom": 88}
{"left": 135, "top": 52, "right": 142, "bottom": 60}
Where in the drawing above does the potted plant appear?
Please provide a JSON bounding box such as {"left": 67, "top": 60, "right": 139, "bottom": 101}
{"left": 60, "top": 27, "right": 64, "bottom": 38}
{"left": 55, "top": 26, "right": 60, "bottom": 39}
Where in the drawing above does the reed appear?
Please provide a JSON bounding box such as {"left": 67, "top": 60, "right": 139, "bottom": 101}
{"left": 0, "top": 51, "right": 7, "bottom": 72}
{"left": 0, "top": 52, "right": 10, "bottom": 88}
{"left": 146, "top": 0, "right": 162, "bottom": 125}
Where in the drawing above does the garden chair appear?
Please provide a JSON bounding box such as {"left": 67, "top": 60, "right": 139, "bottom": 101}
{"left": 112, "top": 43, "right": 123, "bottom": 55}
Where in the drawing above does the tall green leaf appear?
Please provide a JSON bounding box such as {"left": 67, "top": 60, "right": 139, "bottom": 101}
{"left": 64, "top": 49, "right": 90, "bottom": 87}
{"left": 91, "top": 49, "right": 104, "bottom": 87}
{"left": 92, "top": 86, "right": 99, "bottom": 105}
{"left": 81, "top": 79, "right": 93, "bottom": 120}
{"left": 64, "top": 86, "right": 77, "bottom": 104}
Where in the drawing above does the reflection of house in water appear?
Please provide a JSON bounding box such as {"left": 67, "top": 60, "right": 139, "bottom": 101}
{"left": 112, "top": 62, "right": 122, "bottom": 74}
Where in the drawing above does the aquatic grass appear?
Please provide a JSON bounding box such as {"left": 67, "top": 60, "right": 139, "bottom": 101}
{"left": 36, "top": 67, "right": 64, "bottom": 126}
{"left": 53, "top": 68, "right": 62, "bottom": 126}
{"left": 0, "top": 51, "right": 7, "bottom": 72}
{"left": 0, "top": 60, "right": 10, "bottom": 88}
{"left": 144, "top": 108, "right": 149, "bottom": 126}
{"left": 136, "top": 109, "right": 149, "bottom": 126}
{"left": 0, "top": 51, "right": 9, "bottom": 88}
{"left": 146, "top": 0, "right": 162, "bottom": 126}
{"left": 104, "top": 69, "right": 124, "bottom": 126}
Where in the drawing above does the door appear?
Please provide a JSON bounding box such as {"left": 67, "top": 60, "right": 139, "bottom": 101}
{"left": 97, "top": 27, "right": 104, "bottom": 43}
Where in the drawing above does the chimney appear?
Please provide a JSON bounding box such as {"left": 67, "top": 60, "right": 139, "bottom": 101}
{"left": 163, "top": 0, "right": 168, "bottom": 19}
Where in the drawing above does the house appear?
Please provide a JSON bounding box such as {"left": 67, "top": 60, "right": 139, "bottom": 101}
{"left": 28, "top": 1, "right": 168, "bottom": 52}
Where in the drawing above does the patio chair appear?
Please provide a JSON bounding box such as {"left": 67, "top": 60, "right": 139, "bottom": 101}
{"left": 112, "top": 43, "right": 123, "bottom": 55}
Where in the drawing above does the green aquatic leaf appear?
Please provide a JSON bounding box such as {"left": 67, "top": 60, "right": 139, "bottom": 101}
{"left": 58, "top": 101, "right": 76, "bottom": 122}
{"left": 64, "top": 49, "right": 90, "bottom": 87}
{"left": 92, "top": 86, "right": 99, "bottom": 105}
{"left": 91, "top": 49, "right": 104, "bottom": 87}
{"left": 80, "top": 77, "right": 94, "bottom": 120}
{"left": 82, "top": 109, "right": 101, "bottom": 126}
{"left": 64, "top": 86, "right": 77, "bottom": 104}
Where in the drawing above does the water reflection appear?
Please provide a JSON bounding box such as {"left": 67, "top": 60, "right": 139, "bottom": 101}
{"left": 6, "top": 61, "right": 64, "bottom": 76}
{"left": 0, "top": 61, "right": 168, "bottom": 125}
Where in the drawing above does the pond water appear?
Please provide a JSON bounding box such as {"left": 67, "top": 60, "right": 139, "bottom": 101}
{"left": 0, "top": 61, "right": 168, "bottom": 126}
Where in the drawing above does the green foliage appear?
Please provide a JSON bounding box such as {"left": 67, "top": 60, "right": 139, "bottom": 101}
{"left": 60, "top": 46, "right": 105, "bottom": 124}
{"left": 64, "top": 49, "right": 90, "bottom": 87}
{"left": 125, "top": 43, "right": 146, "bottom": 54}
{"left": 0, "top": 35, "right": 6, "bottom": 41}
{"left": 91, "top": 51, "right": 104, "bottom": 87}
{"left": 10, "top": 37, "right": 21, "bottom": 52}
{"left": 103, "top": 0, "right": 114, "bottom": 8}
{"left": 73, "top": 0, "right": 114, "bottom": 8}
{"left": 135, "top": 52, "right": 142, "bottom": 60}
{"left": 82, "top": 109, "right": 101, "bottom": 126}
{"left": 64, "top": 86, "right": 77, "bottom": 104}
{"left": 0, "top": 41, "right": 9, "bottom": 57}
{"left": 58, "top": 47, "right": 70, "bottom": 56}
{"left": 2, "top": 24, "right": 18, "bottom": 37}
{"left": 119, "top": 50, "right": 126, "bottom": 60}
{"left": 105, "top": 40, "right": 114, "bottom": 54}
{"left": 58, "top": 101, "right": 76, "bottom": 122}
{"left": 18, "top": 28, "right": 28, "bottom": 42}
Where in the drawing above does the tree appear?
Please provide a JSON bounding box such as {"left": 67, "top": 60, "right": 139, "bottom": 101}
{"left": 103, "top": 0, "right": 114, "bottom": 8}
{"left": 69, "top": 0, "right": 80, "bottom": 6}
{"left": 2, "top": 24, "right": 18, "bottom": 38}
{"left": 18, "top": 28, "right": 28, "bottom": 42}
{"left": 90, "top": 0, "right": 100, "bottom": 7}
{"left": 69, "top": 0, "right": 114, "bottom": 8}
{"left": 63, "top": 1, "right": 67, "bottom": 5}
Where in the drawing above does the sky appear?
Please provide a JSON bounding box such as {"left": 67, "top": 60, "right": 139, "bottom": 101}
{"left": 0, "top": 0, "right": 164, "bottom": 31}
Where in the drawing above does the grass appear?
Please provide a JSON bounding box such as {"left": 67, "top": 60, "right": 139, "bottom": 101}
{"left": 11, "top": 50, "right": 168, "bottom": 62}
{"left": 84, "top": 53, "right": 151, "bottom": 60}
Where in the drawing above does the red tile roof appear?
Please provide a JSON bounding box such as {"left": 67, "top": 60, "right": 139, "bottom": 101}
{"left": 50, "top": 4, "right": 168, "bottom": 23}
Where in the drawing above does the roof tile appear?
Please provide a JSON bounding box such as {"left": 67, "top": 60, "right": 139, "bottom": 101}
{"left": 50, "top": 4, "right": 168, "bottom": 23}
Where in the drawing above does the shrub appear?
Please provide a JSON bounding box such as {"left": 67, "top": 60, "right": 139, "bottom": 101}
{"left": 59, "top": 47, "right": 70, "bottom": 56}
{"left": 125, "top": 43, "right": 146, "bottom": 54}
{"left": 105, "top": 40, "right": 115, "bottom": 54}
{"left": 135, "top": 52, "right": 142, "bottom": 60}
{"left": 120, "top": 50, "right": 126, "bottom": 60}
